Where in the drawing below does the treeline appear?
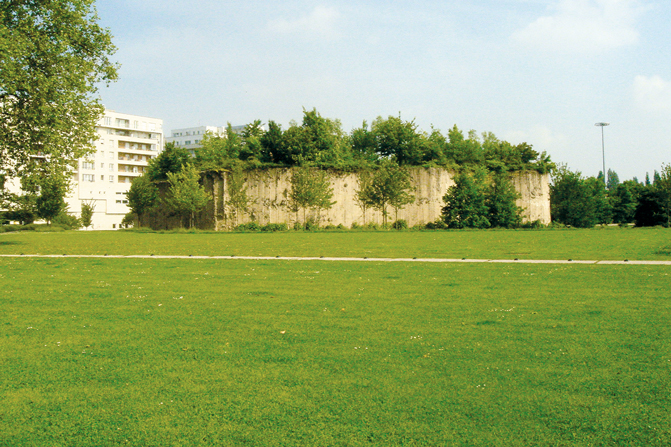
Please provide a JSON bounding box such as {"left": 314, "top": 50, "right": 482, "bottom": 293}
{"left": 551, "top": 165, "right": 671, "bottom": 228}
{"left": 157, "top": 108, "right": 555, "bottom": 174}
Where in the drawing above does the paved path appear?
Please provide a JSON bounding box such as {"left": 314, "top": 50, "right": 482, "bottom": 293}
{"left": 2, "top": 254, "right": 671, "bottom": 265}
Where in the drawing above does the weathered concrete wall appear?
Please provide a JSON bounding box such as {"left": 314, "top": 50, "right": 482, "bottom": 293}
{"left": 205, "top": 167, "right": 550, "bottom": 230}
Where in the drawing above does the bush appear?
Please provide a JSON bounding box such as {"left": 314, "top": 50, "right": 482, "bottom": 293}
{"left": 52, "top": 212, "right": 82, "bottom": 230}
{"left": 392, "top": 219, "right": 408, "bottom": 230}
{"left": 293, "top": 221, "right": 303, "bottom": 231}
{"left": 235, "top": 222, "right": 261, "bottom": 232}
{"left": 351, "top": 222, "right": 360, "bottom": 230}
{"left": 304, "top": 221, "right": 319, "bottom": 231}
{"left": 35, "top": 225, "right": 64, "bottom": 232}
{"left": 364, "top": 222, "right": 380, "bottom": 231}
{"left": 121, "top": 212, "right": 137, "bottom": 228}
{"left": 336, "top": 223, "right": 346, "bottom": 230}
{"left": 519, "top": 220, "right": 544, "bottom": 229}
{"left": 261, "top": 223, "right": 288, "bottom": 232}
{"left": 324, "top": 224, "right": 337, "bottom": 230}
{"left": 425, "top": 220, "right": 447, "bottom": 230}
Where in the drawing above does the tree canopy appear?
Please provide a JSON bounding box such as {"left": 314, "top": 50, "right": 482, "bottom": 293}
{"left": 0, "top": 0, "right": 118, "bottom": 180}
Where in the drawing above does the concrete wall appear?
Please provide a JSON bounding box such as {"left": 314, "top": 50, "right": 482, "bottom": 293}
{"left": 203, "top": 167, "right": 550, "bottom": 230}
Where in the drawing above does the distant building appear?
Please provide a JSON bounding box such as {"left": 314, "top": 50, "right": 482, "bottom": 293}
{"left": 166, "top": 125, "right": 245, "bottom": 155}
{"left": 166, "top": 123, "right": 268, "bottom": 155}
{"left": 66, "top": 110, "right": 164, "bottom": 229}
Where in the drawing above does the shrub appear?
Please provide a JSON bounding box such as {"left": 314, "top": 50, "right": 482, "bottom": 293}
{"left": 351, "top": 222, "right": 360, "bottom": 230}
{"left": 519, "top": 219, "right": 544, "bottom": 229}
{"left": 425, "top": 220, "right": 447, "bottom": 230}
{"left": 261, "top": 223, "right": 288, "bottom": 232}
{"left": 364, "top": 222, "right": 380, "bottom": 231}
{"left": 121, "top": 212, "right": 137, "bottom": 228}
{"left": 293, "top": 221, "right": 303, "bottom": 231}
{"left": 304, "top": 221, "right": 319, "bottom": 231}
{"left": 324, "top": 224, "right": 337, "bottom": 230}
{"left": 392, "top": 219, "right": 408, "bottom": 230}
{"left": 235, "top": 222, "right": 261, "bottom": 232}
{"left": 336, "top": 223, "right": 346, "bottom": 230}
{"left": 52, "top": 212, "right": 82, "bottom": 230}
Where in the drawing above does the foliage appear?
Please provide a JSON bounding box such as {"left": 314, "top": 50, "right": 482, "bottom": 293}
{"left": 36, "top": 175, "right": 68, "bottom": 224}
{"left": 0, "top": 0, "right": 118, "bottom": 180}
{"left": 146, "top": 142, "right": 191, "bottom": 181}
{"left": 80, "top": 200, "right": 95, "bottom": 229}
{"left": 485, "top": 172, "right": 523, "bottom": 228}
{"left": 126, "top": 175, "right": 159, "bottom": 227}
{"left": 635, "top": 164, "right": 671, "bottom": 227}
{"left": 392, "top": 219, "right": 408, "bottom": 230}
{"left": 371, "top": 115, "right": 426, "bottom": 165}
{"left": 607, "top": 169, "right": 620, "bottom": 190}
{"left": 234, "top": 222, "right": 261, "bottom": 232}
{"left": 550, "top": 165, "right": 611, "bottom": 228}
{"left": 121, "top": 212, "right": 136, "bottom": 228}
{"left": 356, "top": 160, "right": 414, "bottom": 226}
{"left": 52, "top": 211, "right": 81, "bottom": 230}
{"left": 610, "top": 180, "right": 641, "bottom": 224}
{"left": 442, "top": 169, "right": 490, "bottom": 229}
{"left": 164, "top": 164, "right": 211, "bottom": 228}
{"left": 225, "top": 162, "right": 251, "bottom": 226}
{"left": 288, "top": 166, "right": 335, "bottom": 225}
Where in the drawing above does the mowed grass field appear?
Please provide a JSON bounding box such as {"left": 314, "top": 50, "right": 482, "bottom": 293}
{"left": 1, "top": 226, "right": 671, "bottom": 260}
{"left": 1, "top": 230, "right": 670, "bottom": 445}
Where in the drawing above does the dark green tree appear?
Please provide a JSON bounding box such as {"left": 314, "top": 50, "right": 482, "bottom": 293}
{"left": 610, "top": 181, "right": 640, "bottom": 224}
{"left": 126, "top": 175, "right": 159, "bottom": 227}
{"left": 0, "top": 0, "right": 118, "bottom": 179}
{"left": 607, "top": 169, "right": 620, "bottom": 190}
{"left": 486, "top": 172, "right": 522, "bottom": 228}
{"left": 442, "top": 168, "right": 490, "bottom": 229}
{"left": 550, "top": 166, "right": 605, "bottom": 228}
{"left": 147, "top": 142, "right": 191, "bottom": 181}
{"left": 36, "top": 175, "right": 68, "bottom": 225}
{"left": 260, "top": 121, "right": 286, "bottom": 164}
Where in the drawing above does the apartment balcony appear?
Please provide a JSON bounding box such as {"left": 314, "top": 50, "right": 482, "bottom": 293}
{"left": 117, "top": 140, "right": 158, "bottom": 152}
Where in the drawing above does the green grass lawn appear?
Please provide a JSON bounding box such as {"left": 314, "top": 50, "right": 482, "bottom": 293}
{"left": 1, "top": 255, "right": 670, "bottom": 446}
{"left": 1, "top": 226, "right": 671, "bottom": 260}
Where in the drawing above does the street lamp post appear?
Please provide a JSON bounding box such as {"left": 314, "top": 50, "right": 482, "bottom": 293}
{"left": 595, "top": 122, "right": 610, "bottom": 185}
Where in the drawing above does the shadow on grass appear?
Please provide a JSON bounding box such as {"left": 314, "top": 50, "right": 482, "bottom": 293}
{"left": 655, "top": 246, "right": 671, "bottom": 256}
{"left": 0, "top": 241, "right": 24, "bottom": 246}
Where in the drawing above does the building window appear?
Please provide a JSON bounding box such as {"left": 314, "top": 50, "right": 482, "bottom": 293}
{"left": 108, "top": 151, "right": 114, "bottom": 159}
{"left": 101, "top": 175, "right": 104, "bottom": 181}
{"left": 103, "top": 116, "right": 112, "bottom": 126}
{"left": 109, "top": 164, "right": 114, "bottom": 171}
{"left": 185, "top": 140, "right": 191, "bottom": 145}
{"left": 109, "top": 176, "right": 114, "bottom": 183}
{"left": 82, "top": 174, "right": 95, "bottom": 182}
{"left": 82, "top": 162, "right": 95, "bottom": 170}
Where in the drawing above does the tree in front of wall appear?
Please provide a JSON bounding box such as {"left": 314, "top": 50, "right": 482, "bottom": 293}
{"left": 226, "top": 162, "right": 251, "bottom": 226}
{"left": 355, "top": 170, "right": 374, "bottom": 224}
{"left": 356, "top": 160, "right": 415, "bottom": 227}
{"left": 442, "top": 168, "right": 490, "bottom": 229}
{"left": 36, "top": 175, "right": 69, "bottom": 225}
{"left": 164, "top": 164, "right": 211, "bottom": 228}
{"left": 288, "top": 166, "right": 335, "bottom": 226}
{"left": 486, "top": 172, "right": 523, "bottom": 228}
{"left": 80, "top": 200, "right": 95, "bottom": 229}
{"left": 126, "top": 175, "right": 159, "bottom": 227}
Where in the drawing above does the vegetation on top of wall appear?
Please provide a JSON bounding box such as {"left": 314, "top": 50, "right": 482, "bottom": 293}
{"left": 148, "top": 108, "right": 555, "bottom": 179}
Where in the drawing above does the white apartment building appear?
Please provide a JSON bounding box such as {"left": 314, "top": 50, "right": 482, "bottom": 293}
{"left": 67, "top": 110, "right": 164, "bottom": 229}
{"left": 166, "top": 124, "right": 247, "bottom": 155}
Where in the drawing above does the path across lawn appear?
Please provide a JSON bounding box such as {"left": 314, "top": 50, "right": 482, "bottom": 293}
{"left": 2, "top": 253, "right": 670, "bottom": 265}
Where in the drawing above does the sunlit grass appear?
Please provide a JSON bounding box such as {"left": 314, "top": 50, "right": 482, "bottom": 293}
{"left": 1, "top": 257, "right": 670, "bottom": 445}
{"left": 1, "top": 226, "right": 671, "bottom": 260}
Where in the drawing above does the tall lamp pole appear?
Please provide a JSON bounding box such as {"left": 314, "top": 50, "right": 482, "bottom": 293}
{"left": 595, "top": 122, "right": 610, "bottom": 185}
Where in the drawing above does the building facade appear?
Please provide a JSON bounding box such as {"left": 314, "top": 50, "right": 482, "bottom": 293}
{"left": 67, "top": 110, "right": 164, "bottom": 229}
{"left": 166, "top": 125, "right": 247, "bottom": 155}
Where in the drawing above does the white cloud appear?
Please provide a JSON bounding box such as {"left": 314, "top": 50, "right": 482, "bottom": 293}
{"left": 633, "top": 75, "right": 671, "bottom": 112}
{"left": 268, "top": 5, "right": 341, "bottom": 39}
{"left": 511, "top": 0, "right": 642, "bottom": 53}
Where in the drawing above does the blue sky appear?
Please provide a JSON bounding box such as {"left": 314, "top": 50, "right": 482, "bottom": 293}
{"left": 96, "top": 0, "right": 671, "bottom": 181}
